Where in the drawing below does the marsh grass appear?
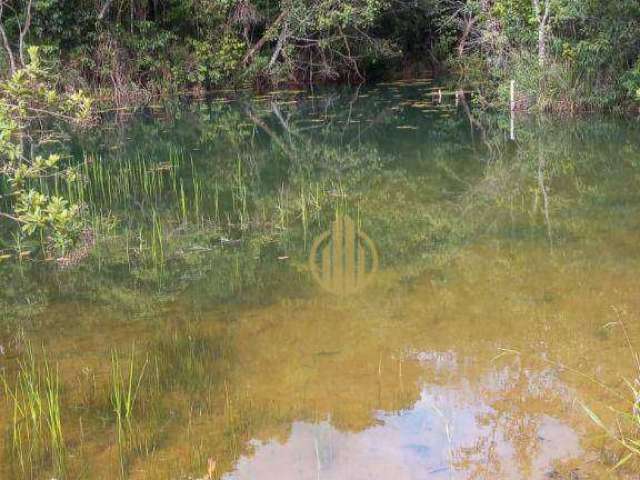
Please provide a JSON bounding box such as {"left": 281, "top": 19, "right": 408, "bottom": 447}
{"left": 110, "top": 347, "right": 148, "bottom": 477}
{"left": 1, "top": 344, "right": 66, "bottom": 478}
{"left": 0, "top": 332, "right": 233, "bottom": 479}
{"left": 150, "top": 210, "right": 166, "bottom": 280}
{"left": 579, "top": 308, "right": 640, "bottom": 473}
{"left": 6, "top": 136, "right": 345, "bottom": 287}
{"left": 582, "top": 386, "right": 640, "bottom": 471}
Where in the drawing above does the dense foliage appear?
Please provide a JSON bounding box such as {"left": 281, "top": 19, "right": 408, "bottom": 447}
{"left": 0, "top": 0, "right": 637, "bottom": 108}
{"left": 0, "top": 46, "right": 92, "bottom": 256}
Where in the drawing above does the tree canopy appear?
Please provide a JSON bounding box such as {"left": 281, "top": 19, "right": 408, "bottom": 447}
{"left": 0, "top": 0, "right": 636, "bottom": 108}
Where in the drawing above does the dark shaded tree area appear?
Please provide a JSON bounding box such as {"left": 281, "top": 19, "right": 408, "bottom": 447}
{"left": 0, "top": 0, "right": 639, "bottom": 107}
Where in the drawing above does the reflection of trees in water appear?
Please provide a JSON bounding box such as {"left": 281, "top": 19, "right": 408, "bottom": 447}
{"left": 210, "top": 318, "right": 580, "bottom": 480}
{"left": 2, "top": 94, "right": 640, "bottom": 321}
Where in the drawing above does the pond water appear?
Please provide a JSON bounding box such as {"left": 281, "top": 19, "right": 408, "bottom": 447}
{"left": 1, "top": 81, "right": 640, "bottom": 479}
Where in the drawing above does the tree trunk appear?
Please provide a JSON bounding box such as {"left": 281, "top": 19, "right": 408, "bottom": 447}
{"left": 457, "top": 16, "right": 477, "bottom": 58}
{"left": 267, "top": 16, "right": 289, "bottom": 70}
{"left": 242, "top": 10, "right": 287, "bottom": 66}
{"left": 538, "top": 24, "right": 546, "bottom": 66}
{"left": 532, "top": 0, "right": 550, "bottom": 67}
{"left": 98, "top": 0, "right": 114, "bottom": 20}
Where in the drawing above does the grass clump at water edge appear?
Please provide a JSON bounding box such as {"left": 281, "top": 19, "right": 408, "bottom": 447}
{"left": 580, "top": 308, "right": 640, "bottom": 474}
{"left": 110, "top": 347, "right": 149, "bottom": 478}
{"left": 1, "top": 343, "right": 66, "bottom": 479}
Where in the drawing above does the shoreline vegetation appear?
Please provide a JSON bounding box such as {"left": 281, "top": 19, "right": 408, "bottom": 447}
{"left": 0, "top": 0, "right": 638, "bottom": 112}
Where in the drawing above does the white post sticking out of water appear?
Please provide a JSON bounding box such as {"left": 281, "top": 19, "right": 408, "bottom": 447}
{"left": 510, "top": 111, "right": 515, "bottom": 141}
{"left": 438, "top": 88, "right": 442, "bottom": 103}
{"left": 510, "top": 80, "right": 515, "bottom": 112}
{"left": 510, "top": 80, "right": 516, "bottom": 140}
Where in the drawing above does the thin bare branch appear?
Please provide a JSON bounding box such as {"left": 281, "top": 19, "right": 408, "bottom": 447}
{"left": 97, "top": 0, "right": 114, "bottom": 20}
{"left": 0, "top": 1, "right": 16, "bottom": 74}
{"left": 18, "top": 0, "right": 33, "bottom": 67}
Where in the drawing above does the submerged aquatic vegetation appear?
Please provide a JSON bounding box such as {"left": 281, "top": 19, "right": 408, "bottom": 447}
{"left": 110, "top": 347, "right": 148, "bottom": 477}
{"left": 150, "top": 325, "right": 229, "bottom": 393}
{"left": 1, "top": 344, "right": 66, "bottom": 478}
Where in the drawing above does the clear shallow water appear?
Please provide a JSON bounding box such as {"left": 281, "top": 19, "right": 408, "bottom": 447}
{"left": 1, "top": 81, "right": 640, "bottom": 478}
